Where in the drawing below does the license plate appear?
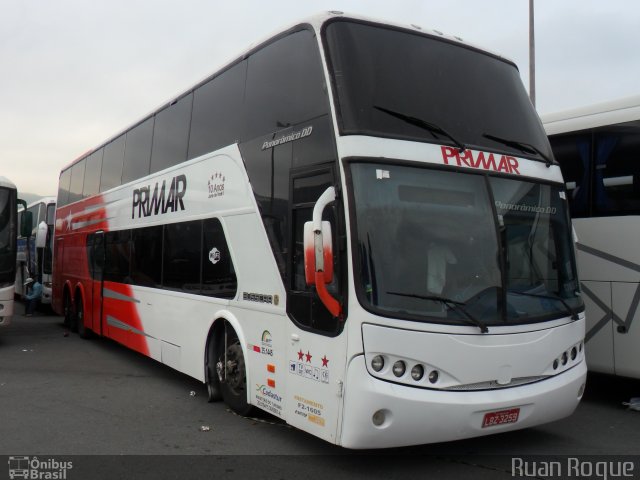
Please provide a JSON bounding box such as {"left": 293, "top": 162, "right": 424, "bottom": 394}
{"left": 482, "top": 407, "right": 520, "bottom": 428}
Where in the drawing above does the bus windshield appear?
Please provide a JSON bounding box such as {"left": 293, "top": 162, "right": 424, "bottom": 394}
{"left": 349, "top": 162, "right": 583, "bottom": 327}
{"left": 0, "top": 187, "right": 16, "bottom": 285}
{"left": 324, "top": 20, "right": 552, "bottom": 162}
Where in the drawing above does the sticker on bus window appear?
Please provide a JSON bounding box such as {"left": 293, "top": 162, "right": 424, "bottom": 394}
{"left": 559, "top": 191, "right": 566, "bottom": 200}
{"left": 376, "top": 169, "right": 390, "bottom": 180}
{"left": 208, "top": 247, "right": 221, "bottom": 264}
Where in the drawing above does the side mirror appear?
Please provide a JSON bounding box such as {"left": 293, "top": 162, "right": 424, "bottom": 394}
{"left": 304, "top": 220, "right": 334, "bottom": 285}
{"left": 21, "top": 211, "right": 33, "bottom": 238}
{"left": 36, "top": 221, "right": 48, "bottom": 248}
{"left": 302, "top": 186, "right": 341, "bottom": 318}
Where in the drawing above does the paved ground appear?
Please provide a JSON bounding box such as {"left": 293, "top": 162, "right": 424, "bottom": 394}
{"left": 1, "top": 307, "right": 639, "bottom": 479}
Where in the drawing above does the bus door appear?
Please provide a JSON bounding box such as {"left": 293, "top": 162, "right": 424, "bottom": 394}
{"left": 285, "top": 166, "right": 347, "bottom": 444}
{"left": 87, "top": 231, "right": 105, "bottom": 335}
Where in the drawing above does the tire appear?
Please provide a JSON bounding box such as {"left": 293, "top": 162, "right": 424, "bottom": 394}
{"left": 206, "top": 336, "right": 222, "bottom": 403}
{"left": 218, "top": 328, "right": 254, "bottom": 416}
{"left": 76, "top": 295, "right": 91, "bottom": 339}
{"left": 63, "top": 291, "right": 75, "bottom": 331}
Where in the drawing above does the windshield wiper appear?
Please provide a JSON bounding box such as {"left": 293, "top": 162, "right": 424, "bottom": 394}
{"left": 482, "top": 133, "right": 555, "bottom": 167}
{"left": 374, "top": 106, "right": 467, "bottom": 153}
{"left": 509, "top": 290, "right": 580, "bottom": 320}
{"left": 387, "top": 291, "right": 489, "bottom": 333}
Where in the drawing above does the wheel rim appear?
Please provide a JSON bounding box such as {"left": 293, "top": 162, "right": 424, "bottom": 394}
{"left": 225, "top": 343, "right": 246, "bottom": 395}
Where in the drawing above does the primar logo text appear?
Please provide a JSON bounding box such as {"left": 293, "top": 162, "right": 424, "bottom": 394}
{"left": 132, "top": 174, "right": 187, "bottom": 219}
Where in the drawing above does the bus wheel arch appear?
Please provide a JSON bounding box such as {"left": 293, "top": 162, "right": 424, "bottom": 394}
{"left": 205, "top": 315, "right": 254, "bottom": 416}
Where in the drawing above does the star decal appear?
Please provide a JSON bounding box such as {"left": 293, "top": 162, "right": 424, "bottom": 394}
{"left": 297, "top": 349, "right": 304, "bottom": 361}
{"left": 305, "top": 351, "right": 312, "bottom": 363}
{"left": 321, "top": 355, "right": 329, "bottom": 367}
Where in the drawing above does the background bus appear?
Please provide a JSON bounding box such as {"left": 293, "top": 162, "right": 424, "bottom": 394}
{"left": 543, "top": 96, "right": 640, "bottom": 379}
{"left": 0, "top": 177, "right": 19, "bottom": 326}
{"left": 53, "top": 12, "right": 586, "bottom": 448}
{"left": 16, "top": 197, "right": 56, "bottom": 305}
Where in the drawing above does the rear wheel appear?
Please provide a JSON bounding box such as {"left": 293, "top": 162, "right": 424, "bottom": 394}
{"left": 76, "top": 295, "right": 91, "bottom": 339}
{"left": 63, "top": 291, "right": 75, "bottom": 331}
{"left": 218, "top": 328, "right": 254, "bottom": 416}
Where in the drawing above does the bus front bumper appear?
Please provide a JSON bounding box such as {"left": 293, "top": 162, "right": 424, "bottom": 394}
{"left": 339, "top": 355, "right": 586, "bottom": 449}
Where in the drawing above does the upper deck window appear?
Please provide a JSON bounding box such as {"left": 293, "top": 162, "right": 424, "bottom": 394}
{"left": 323, "top": 20, "right": 552, "bottom": 162}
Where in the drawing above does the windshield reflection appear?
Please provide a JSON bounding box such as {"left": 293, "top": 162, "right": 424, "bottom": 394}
{"left": 349, "top": 162, "right": 583, "bottom": 327}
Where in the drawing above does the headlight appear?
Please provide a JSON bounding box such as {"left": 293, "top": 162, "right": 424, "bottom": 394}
{"left": 371, "top": 355, "right": 385, "bottom": 372}
{"left": 410, "top": 364, "right": 424, "bottom": 381}
{"left": 392, "top": 360, "right": 406, "bottom": 377}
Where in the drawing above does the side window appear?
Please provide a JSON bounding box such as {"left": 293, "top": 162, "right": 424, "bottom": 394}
{"left": 83, "top": 150, "right": 103, "bottom": 197}
{"left": 188, "top": 61, "right": 247, "bottom": 160}
{"left": 163, "top": 220, "right": 201, "bottom": 293}
{"left": 86, "top": 233, "right": 104, "bottom": 281}
{"left": 593, "top": 122, "right": 640, "bottom": 215}
{"left": 68, "top": 159, "right": 86, "bottom": 204}
{"left": 57, "top": 169, "right": 72, "bottom": 207}
{"left": 202, "top": 218, "right": 237, "bottom": 299}
{"left": 104, "top": 230, "right": 131, "bottom": 283}
{"left": 549, "top": 131, "right": 591, "bottom": 218}
{"left": 130, "top": 226, "right": 162, "bottom": 287}
{"left": 100, "top": 135, "right": 126, "bottom": 193}
{"left": 122, "top": 117, "right": 154, "bottom": 184}
{"left": 150, "top": 94, "right": 193, "bottom": 174}
{"left": 243, "top": 28, "right": 329, "bottom": 141}
{"left": 27, "top": 205, "right": 39, "bottom": 236}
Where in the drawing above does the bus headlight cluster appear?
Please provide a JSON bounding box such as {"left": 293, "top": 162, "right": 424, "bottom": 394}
{"left": 368, "top": 354, "right": 441, "bottom": 386}
{"left": 552, "top": 341, "right": 584, "bottom": 371}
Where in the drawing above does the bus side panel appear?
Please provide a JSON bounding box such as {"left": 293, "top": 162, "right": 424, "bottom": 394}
{"left": 102, "top": 281, "right": 151, "bottom": 357}
{"left": 581, "top": 280, "right": 615, "bottom": 374}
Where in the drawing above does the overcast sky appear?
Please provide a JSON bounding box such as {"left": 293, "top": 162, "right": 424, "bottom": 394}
{"left": 1, "top": 0, "right": 638, "bottom": 197}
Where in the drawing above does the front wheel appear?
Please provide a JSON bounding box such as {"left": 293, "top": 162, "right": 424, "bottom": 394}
{"left": 218, "top": 330, "right": 254, "bottom": 416}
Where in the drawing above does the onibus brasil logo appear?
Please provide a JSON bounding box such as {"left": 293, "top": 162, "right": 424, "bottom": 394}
{"left": 8, "top": 456, "right": 73, "bottom": 479}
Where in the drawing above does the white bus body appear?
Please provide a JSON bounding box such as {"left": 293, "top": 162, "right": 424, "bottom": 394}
{"left": 0, "top": 177, "right": 18, "bottom": 326}
{"left": 543, "top": 96, "right": 640, "bottom": 379}
{"left": 53, "top": 12, "right": 586, "bottom": 448}
{"left": 16, "top": 197, "right": 56, "bottom": 304}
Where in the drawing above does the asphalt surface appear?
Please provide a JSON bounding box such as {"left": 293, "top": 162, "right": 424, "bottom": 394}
{"left": 1, "top": 306, "right": 639, "bottom": 479}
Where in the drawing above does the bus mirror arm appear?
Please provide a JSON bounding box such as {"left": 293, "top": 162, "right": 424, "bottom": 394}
{"left": 304, "top": 187, "right": 342, "bottom": 319}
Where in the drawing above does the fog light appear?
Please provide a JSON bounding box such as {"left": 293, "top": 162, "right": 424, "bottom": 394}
{"left": 371, "top": 355, "right": 384, "bottom": 372}
{"left": 570, "top": 347, "right": 577, "bottom": 360}
{"left": 562, "top": 352, "right": 568, "bottom": 365}
{"left": 411, "top": 364, "right": 424, "bottom": 381}
{"left": 578, "top": 382, "right": 586, "bottom": 398}
{"left": 392, "top": 361, "right": 406, "bottom": 377}
{"left": 428, "top": 370, "right": 439, "bottom": 384}
{"left": 372, "top": 409, "right": 386, "bottom": 426}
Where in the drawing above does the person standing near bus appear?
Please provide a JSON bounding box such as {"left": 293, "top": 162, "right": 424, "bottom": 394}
{"left": 23, "top": 277, "right": 42, "bottom": 317}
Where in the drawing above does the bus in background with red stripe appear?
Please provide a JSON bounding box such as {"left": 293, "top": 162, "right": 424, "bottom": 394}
{"left": 53, "top": 12, "right": 586, "bottom": 448}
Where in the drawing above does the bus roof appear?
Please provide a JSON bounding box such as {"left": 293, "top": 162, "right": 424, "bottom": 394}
{"left": 0, "top": 176, "right": 17, "bottom": 190}
{"left": 542, "top": 95, "right": 640, "bottom": 136}
{"left": 16, "top": 196, "right": 57, "bottom": 213}
{"left": 61, "top": 11, "right": 514, "bottom": 173}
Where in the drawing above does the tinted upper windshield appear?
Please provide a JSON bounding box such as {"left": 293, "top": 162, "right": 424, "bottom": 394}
{"left": 324, "top": 20, "right": 552, "bottom": 161}
{"left": 349, "top": 162, "right": 583, "bottom": 327}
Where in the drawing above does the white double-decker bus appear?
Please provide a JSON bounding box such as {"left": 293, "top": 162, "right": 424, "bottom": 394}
{"left": 53, "top": 12, "right": 586, "bottom": 448}
{"left": 543, "top": 96, "right": 640, "bottom": 379}
{"left": 16, "top": 197, "right": 57, "bottom": 304}
{"left": 0, "top": 177, "right": 18, "bottom": 327}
